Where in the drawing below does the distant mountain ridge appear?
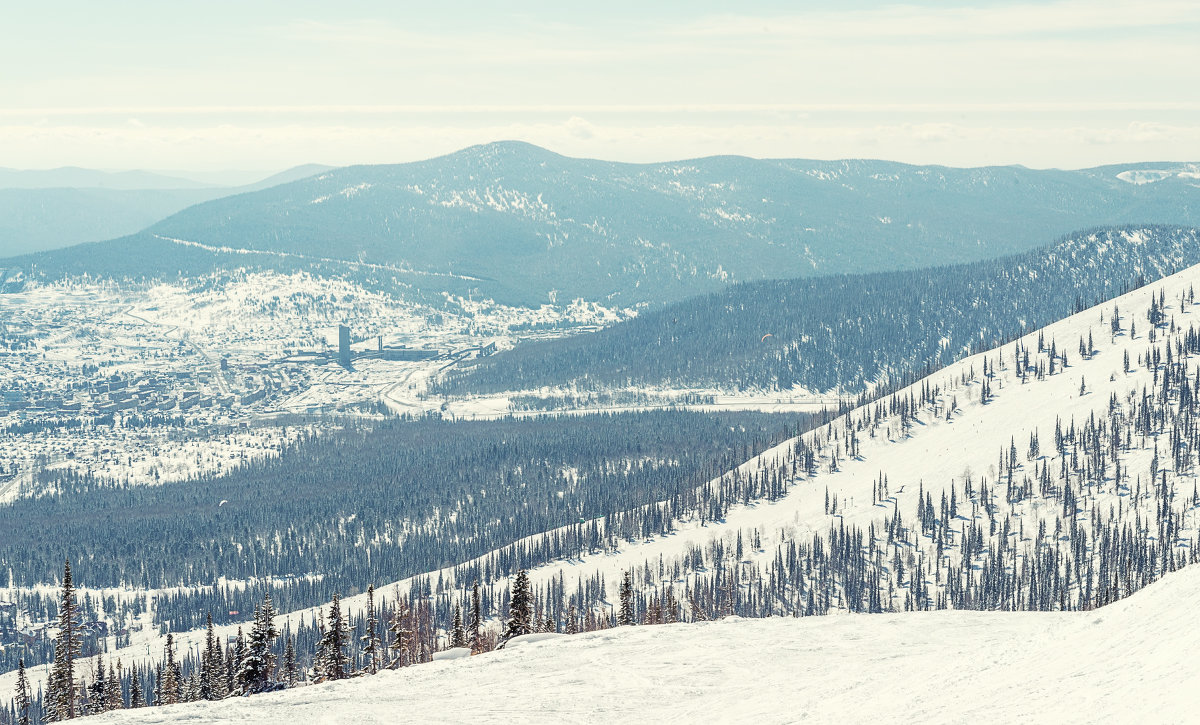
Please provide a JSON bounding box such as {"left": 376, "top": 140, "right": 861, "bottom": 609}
{"left": 5, "top": 142, "right": 1200, "bottom": 303}
{"left": 0, "top": 164, "right": 332, "bottom": 256}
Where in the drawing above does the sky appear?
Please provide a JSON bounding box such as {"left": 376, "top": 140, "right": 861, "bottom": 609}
{"left": 2, "top": 0, "right": 1199, "bottom": 176}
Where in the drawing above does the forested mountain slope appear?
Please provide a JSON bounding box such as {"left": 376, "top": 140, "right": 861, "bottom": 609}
{"left": 439, "top": 225, "right": 1200, "bottom": 394}
{"left": 10, "top": 243, "right": 1200, "bottom": 723}
{"left": 6, "top": 145, "right": 1199, "bottom": 304}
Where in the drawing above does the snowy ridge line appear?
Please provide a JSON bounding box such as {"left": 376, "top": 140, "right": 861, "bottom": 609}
{"left": 151, "top": 235, "right": 487, "bottom": 282}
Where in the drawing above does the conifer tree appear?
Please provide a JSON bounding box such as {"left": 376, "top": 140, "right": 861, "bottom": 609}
{"left": 158, "top": 634, "right": 179, "bottom": 706}
{"left": 47, "top": 559, "right": 82, "bottom": 721}
{"left": 201, "top": 613, "right": 220, "bottom": 701}
{"left": 14, "top": 657, "right": 31, "bottom": 725}
{"left": 450, "top": 602, "right": 467, "bottom": 649}
{"left": 314, "top": 594, "right": 349, "bottom": 681}
{"left": 566, "top": 603, "right": 579, "bottom": 634}
{"left": 86, "top": 654, "right": 105, "bottom": 714}
{"left": 282, "top": 637, "right": 299, "bottom": 686}
{"left": 129, "top": 666, "right": 145, "bottom": 708}
{"left": 226, "top": 629, "right": 243, "bottom": 695}
{"left": 502, "top": 569, "right": 534, "bottom": 641}
{"left": 387, "top": 597, "right": 414, "bottom": 668}
{"left": 618, "top": 570, "right": 636, "bottom": 626}
{"left": 468, "top": 581, "right": 482, "bottom": 653}
{"left": 237, "top": 593, "right": 280, "bottom": 694}
{"left": 105, "top": 661, "right": 122, "bottom": 712}
{"left": 360, "top": 585, "right": 381, "bottom": 675}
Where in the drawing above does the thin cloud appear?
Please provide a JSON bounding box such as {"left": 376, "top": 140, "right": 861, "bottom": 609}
{"left": 678, "top": 0, "right": 1200, "bottom": 40}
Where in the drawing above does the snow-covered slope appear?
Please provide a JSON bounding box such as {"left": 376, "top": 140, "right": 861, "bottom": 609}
{"left": 415, "top": 256, "right": 1200, "bottom": 613}
{"left": 11, "top": 256, "right": 1200, "bottom": 720}
{"left": 91, "top": 564, "right": 1200, "bottom": 724}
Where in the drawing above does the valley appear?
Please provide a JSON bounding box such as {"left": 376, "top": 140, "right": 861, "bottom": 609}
{"left": 7, "top": 228, "right": 1200, "bottom": 722}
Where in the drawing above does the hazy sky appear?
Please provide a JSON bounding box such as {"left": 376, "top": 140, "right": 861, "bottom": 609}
{"left": 3, "top": 0, "right": 1199, "bottom": 174}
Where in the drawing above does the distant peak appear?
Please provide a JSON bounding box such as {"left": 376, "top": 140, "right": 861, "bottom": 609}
{"left": 457, "top": 140, "right": 559, "bottom": 160}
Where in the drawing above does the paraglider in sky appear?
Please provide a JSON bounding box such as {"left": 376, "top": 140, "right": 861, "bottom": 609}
{"left": 761, "top": 333, "right": 774, "bottom": 343}
{"left": 219, "top": 499, "right": 228, "bottom": 507}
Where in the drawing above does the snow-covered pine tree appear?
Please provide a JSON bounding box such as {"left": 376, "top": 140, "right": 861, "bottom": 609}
{"left": 159, "top": 634, "right": 179, "bottom": 706}
{"left": 468, "top": 581, "right": 482, "bottom": 653}
{"left": 226, "top": 628, "right": 243, "bottom": 695}
{"left": 236, "top": 593, "right": 280, "bottom": 695}
{"left": 46, "top": 559, "right": 82, "bottom": 721}
{"left": 502, "top": 569, "right": 534, "bottom": 642}
{"left": 14, "top": 657, "right": 31, "bottom": 725}
{"left": 105, "top": 661, "right": 122, "bottom": 712}
{"left": 618, "top": 570, "right": 635, "bottom": 626}
{"left": 663, "top": 586, "right": 679, "bottom": 623}
{"left": 360, "top": 585, "right": 381, "bottom": 675}
{"left": 184, "top": 669, "right": 200, "bottom": 702}
{"left": 282, "top": 636, "right": 298, "bottom": 686}
{"left": 129, "top": 665, "right": 144, "bottom": 708}
{"left": 201, "top": 613, "right": 220, "bottom": 700}
{"left": 85, "top": 654, "right": 105, "bottom": 714}
{"left": 566, "top": 603, "right": 579, "bottom": 634}
{"left": 314, "top": 594, "right": 349, "bottom": 681}
{"left": 450, "top": 602, "right": 467, "bottom": 648}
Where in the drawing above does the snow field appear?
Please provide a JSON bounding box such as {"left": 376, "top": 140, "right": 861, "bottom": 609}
{"left": 89, "top": 564, "right": 1200, "bottom": 724}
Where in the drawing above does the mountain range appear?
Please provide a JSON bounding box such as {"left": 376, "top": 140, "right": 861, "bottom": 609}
{"left": 0, "top": 164, "right": 333, "bottom": 257}
{"left": 4, "top": 143, "right": 1199, "bottom": 305}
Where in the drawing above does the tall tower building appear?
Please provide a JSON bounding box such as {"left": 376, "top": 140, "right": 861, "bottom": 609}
{"left": 339, "top": 324, "right": 351, "bottom": 367}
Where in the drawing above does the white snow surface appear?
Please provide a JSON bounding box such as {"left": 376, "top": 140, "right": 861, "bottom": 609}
{"left": 92, "top": 564, "right": 1200, "bottom": 724}
{"left": 15, "top": 256, "right": 1200, "bottom": 708}
{"left": 15, "top": 252, "right": 1200, "bottom": 722}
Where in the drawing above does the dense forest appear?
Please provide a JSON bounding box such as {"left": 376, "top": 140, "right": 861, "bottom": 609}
{"left": 436, "top": 225, "right": 1200, "bottom": 395}
{"left": 0, "top": 410, "right": 807, "bottom": 653}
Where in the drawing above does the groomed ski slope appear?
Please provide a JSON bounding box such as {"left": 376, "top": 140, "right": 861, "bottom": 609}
{"left": 93, "top": 563, "right": 1200, "bottom": 724}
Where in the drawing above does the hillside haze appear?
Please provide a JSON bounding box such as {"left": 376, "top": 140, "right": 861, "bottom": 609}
{"left": 12, "top": 143, "right": 1198, "bottom": 305}
{"left": 0, "top": 164, "right": 332, "bottom": 257}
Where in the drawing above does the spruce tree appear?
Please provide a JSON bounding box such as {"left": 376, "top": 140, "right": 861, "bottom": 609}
{"left": 388, "top": 597, "right": 414, "bottom": 668}
{"left": 282, "top": 636, "right": 299, "bottom": 686}
{"left": 502, "top": 569, "right": 534, "bottom": 642}
{"left": 227, "top": 629, "right": 243, "bottom": 695}
{"left": 159, "top": 634, "right": 179, "bottom": 706}
{"left": 618, "top": 570, "right": 636, "bottom": 626}
{"left": 237, "top": 594, "right": 280, "bottom": 695}
{"left": 105, "top": 661, "right": 122, "bottom": 712}
{"left": 129, "top": 666, "right": 145, "bottom": 708}
{"left": 47, "top": 559, "right": 82, "bottom": 721}
{"left": 86, "top": 654, "right": 105, "bottom": 714}
{"left": 450, "top": 602, "right": 467, "bottom": 649}
{"left": 14, "top": 657, "right": 31, "bottom": 725}
{"left": 468, "top": 581, "right": 482, "bottom": 653}
{"left": 314, "top": 594, "right": 349, "bottom": 681}
{"left": 201, "top": 613, "right": 220, "bottom": 701}
{"left": 360, "top": 585, "right": 381, "bottom": 675}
